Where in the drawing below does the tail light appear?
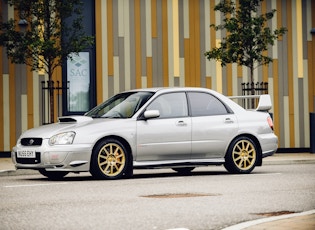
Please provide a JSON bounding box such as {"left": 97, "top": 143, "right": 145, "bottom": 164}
{"left": 267, "top": 116, "right": 274, "bottom": 131}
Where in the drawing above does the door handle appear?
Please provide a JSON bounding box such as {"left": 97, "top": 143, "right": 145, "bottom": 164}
{"left": 225, "top": 118, "right": 234, "bottom": 123}
{"left": 176, "top": 120, "right": 187, "bottom": 126}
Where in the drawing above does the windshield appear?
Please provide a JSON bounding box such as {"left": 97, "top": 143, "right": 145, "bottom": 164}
{"left": 85, "top": 91, "right": 154, "bottom": 118}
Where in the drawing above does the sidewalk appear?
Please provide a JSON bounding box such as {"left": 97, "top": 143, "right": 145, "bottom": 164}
{"left": 1, "top": 153, "right": 315, "bottom": 230}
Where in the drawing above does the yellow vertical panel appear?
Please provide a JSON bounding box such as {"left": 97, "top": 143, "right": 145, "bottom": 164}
{"left": 286, "top": 0, "right": 295, "bottom": 147}
{"left": 162, "top": 0, "right": 169, "bottom": 86}
{"left": 95, "top": 0, "right": 103, "bottom": 104}
{"left": 184, "top": 39, "right": 191, "bottom": 86}
{"left": 296, "top": 0, "right": 303, "bottom": 78}
{"left": 272, "top": 59, "right": 280, "bottom": 142}
{"left": 27, "top": 65, "right": 34, "bottom": 129}
{"left": 107, "top": 0, "right": 114, "bottom": 76}
{"left": 135, "top": 0, "right": 142, "bottom": 88}
{"left": 152, "top": 0, "right": 157, "bottom": 38}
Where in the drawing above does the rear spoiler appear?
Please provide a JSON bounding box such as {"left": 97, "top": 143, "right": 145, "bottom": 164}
{"left": 228, "top": 94, "right": 272, "bottom": 111}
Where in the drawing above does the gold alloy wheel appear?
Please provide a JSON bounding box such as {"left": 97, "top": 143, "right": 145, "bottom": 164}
{"left": 97, "top": 143, "right": 126, "bottom": 177}
{"left": 232, "top": 139, "right": 256, "bottom": 170}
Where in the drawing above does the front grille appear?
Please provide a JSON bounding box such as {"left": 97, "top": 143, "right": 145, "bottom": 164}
{"left": 16, "top": 152, "right": 41, "bottom": 164}
{"left": 21, "top": 138, "right": 43, "bottom": 146}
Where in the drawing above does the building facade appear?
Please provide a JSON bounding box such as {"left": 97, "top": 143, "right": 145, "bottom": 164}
{"left": 1, "top": 0, "right": 315, "bottom": 153}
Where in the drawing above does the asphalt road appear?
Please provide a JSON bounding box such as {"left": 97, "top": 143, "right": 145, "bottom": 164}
{"left": 1, "top": 163, "right": 315, "bottom": 230}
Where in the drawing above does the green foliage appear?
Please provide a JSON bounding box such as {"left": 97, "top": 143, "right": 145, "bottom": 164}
{"left": 0, "top": 0, "right": 94, "bottom": 76}
{"left": 204, "top": 0, "right": 287, "bottom": 83}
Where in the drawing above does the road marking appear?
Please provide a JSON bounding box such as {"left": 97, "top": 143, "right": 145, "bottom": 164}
{"left": 4, "top": 182, "right": 68, "bottom": 188}
{"left": 232, "top": 173, "right": 281, "bottom": 177}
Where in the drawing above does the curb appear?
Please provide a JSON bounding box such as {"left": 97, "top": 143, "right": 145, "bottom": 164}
{"left": 222, "top": 209, "right": 315, "bottom": 230}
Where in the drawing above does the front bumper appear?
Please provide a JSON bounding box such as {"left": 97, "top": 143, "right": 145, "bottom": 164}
{"left": 12, "top": 139, "right": 92, "bottom": 172}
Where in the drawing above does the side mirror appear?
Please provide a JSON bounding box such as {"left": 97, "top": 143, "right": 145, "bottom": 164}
{"left": 143, "top": 110, "right": 160, "bottom": 119}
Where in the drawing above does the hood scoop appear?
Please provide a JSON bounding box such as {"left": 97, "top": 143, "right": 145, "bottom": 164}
{"left": 58, "top": 116, "right": 93, "bottom": 123}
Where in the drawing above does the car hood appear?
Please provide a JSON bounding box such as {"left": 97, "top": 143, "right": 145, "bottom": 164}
{"left": 19, "top": 116, "right": 128, "bottom": 139}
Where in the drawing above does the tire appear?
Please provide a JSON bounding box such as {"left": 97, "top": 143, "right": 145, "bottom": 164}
{"left": 39, "top": 169, "right": 69, "bottom": 180}
{"left": 224, "top": 136, "right": 258, "bottom": 174}
{"left": 90, "top": 138, "right": 131, "bottom": 180}
{"left": 172, "top": 167, "right": 195, "bottom": 175}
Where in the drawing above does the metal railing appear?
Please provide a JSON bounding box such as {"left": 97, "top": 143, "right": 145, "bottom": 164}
{"left": 41, "top": 81, "right": 69, "bottom": 124}
{"left": 239, "top": 82, "right": 268, "bottom": 109}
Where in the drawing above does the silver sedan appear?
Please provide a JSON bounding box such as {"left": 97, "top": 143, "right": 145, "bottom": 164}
{"left": 12, "top": 87, "right": 278, "bottom": 180}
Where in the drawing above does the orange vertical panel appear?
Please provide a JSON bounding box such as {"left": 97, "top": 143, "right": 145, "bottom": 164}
{"left": 286, "top": 0, "right": 295, "bottom": 147}
{"left": 206, "top": 76, "right": 212, "bottom": 89}
{"left": 95, "top": 0, "right": 103, "bottom": 104}
{"left": 273, "top": 59, "right": 280, "bottom": 142}
{"left": 184, "top": 39, "right": 190, "bottom": 86}
{"left": 227, "top": 64, "right": 232, "bottom": 96}
{"left": 194, "top": 0, "right": 200, "bottom": 86}
{"left": 210, "top": 0, "right": 216, "bottom": 49}
{"left": 162, "top": 0, "right": 169, "bottom": 86}
{"left": 147, "top": 57, "right": 153, "bottom": 87}
{"left": 107, "top": 0, "right": 114, "bottom": 76}
{"left": 237, "top": 65, "right": 242, "bottom": 78}
{"left": 135, "top": 0, "right": 142, "bottom": 88}
{"left": 189, "top": 0, "right": 195, "bottom": 86}
{"left": 151, "top": 0, "right": 157, "bottom": 38}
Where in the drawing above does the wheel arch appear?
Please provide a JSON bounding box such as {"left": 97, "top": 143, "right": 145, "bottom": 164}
{"left": 91, "top": 135, "right": 133, "bottom": 166}
{"left": 226, "top": 134, "right": 263, "bottom": 166}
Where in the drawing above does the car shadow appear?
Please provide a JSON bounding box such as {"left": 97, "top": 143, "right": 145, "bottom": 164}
{"left": 24, "top": 167, "right": 232, "bottom": 182}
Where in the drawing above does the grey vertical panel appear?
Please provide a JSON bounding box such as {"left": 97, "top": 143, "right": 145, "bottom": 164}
{"left": 113, "top": 0, "right": 119, "bottom": 56}
{"left": 199, "top": 0, "right": 206, "bottom": 87}
{"left": 129, "top": 0, "right": 136, "bottom": 89}
{"left": 178, "top": 0, "right": 184, "bottom": 58}
{"left": 174, "top": 77, "right": 179, "bottom": 86}
{"left": 108, "top": 76, "right": 114, "bottom": 96}
{"left": 302, "top": 0, "right": 308, "bottom": 59}
{"left": 156, "top": 0, "right": 163, "bottom": 87}
{"left": 141, "top": 0, "right": 147, "bottom": 76}
{"left": 119, "top": 37, "right": 125, "bottom": 92}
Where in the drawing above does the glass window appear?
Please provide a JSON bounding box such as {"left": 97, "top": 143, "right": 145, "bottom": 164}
{"left": 85, "top": 92, "right": 153, "bottom": 118}
{"left": 147, "top": 92, "right": 188, "bottom": 118}
{"left": 188, "top": 92, "right": 228, "bottom": 116}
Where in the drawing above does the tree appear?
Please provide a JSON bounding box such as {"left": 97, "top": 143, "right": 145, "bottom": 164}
{"left": 0, "top": 0, "right": 94, "bottom": 123}
{"left": 205, "top": 0, "right": 286, "bottom": 95}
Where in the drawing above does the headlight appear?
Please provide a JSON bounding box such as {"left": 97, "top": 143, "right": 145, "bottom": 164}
{"left": 49, "top": 132, "right": 75, "bottom": 145}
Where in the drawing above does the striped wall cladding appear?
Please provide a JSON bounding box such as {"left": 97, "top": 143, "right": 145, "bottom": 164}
{"left": 1, "top": 0, "right": 315, "bottom": 152}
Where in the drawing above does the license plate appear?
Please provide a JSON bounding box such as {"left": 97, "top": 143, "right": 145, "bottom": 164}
{"left": 17, "top": 150, "right": 36, "bottom": 158}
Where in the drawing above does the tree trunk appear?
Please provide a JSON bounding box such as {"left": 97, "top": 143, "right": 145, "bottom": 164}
{"left": 250, "top": 65, "right": 255, "bottom": 108}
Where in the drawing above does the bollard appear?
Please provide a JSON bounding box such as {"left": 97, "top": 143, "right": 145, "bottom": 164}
{"left": 311, "top": 113, "right": 315, "bottom": 153}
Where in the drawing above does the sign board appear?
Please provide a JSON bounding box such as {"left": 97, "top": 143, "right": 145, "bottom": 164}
{"left": 67, "top": 52, "right": 90, "bottom": 112}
